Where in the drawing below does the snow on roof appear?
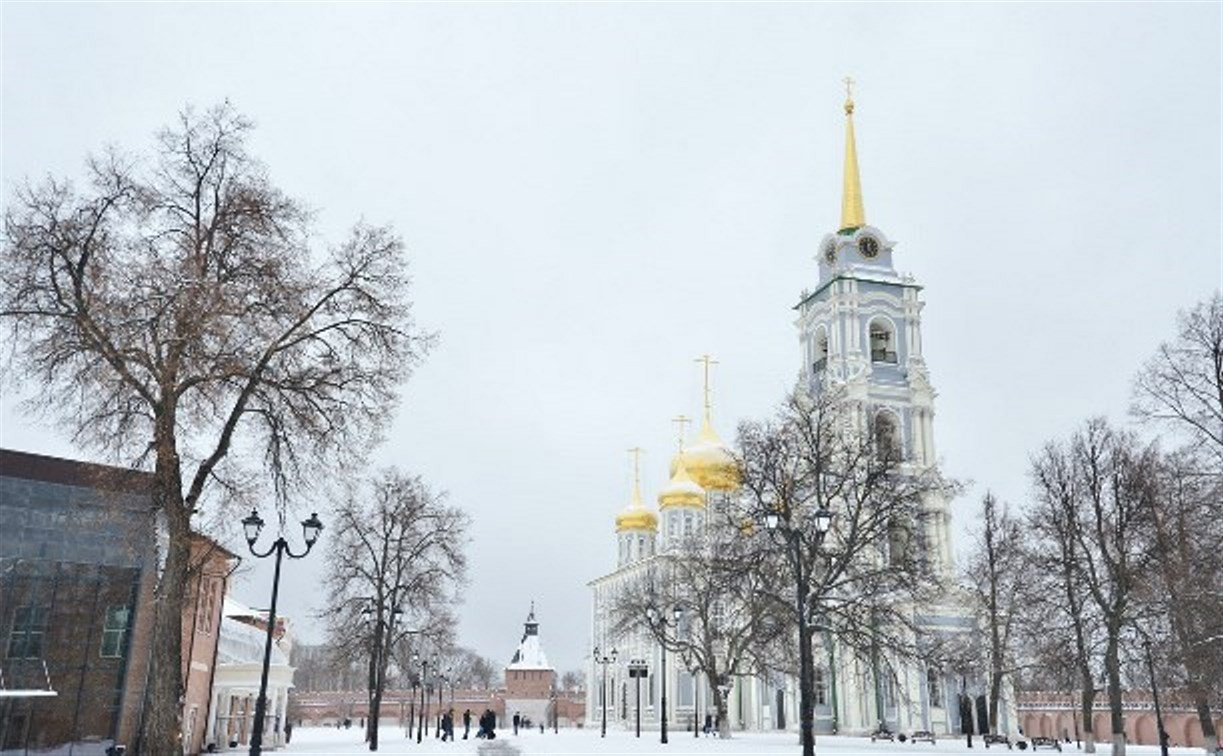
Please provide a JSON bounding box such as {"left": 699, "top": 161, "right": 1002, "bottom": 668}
{"left": 507, "top": 634, "right": 551, "bottom": 670}
{"left": 218, "top": 615, "right": 288, "bottom": 666}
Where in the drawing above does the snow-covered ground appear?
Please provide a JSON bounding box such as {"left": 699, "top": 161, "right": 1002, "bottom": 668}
{"left": 280, "top": 726, "right": 1208, "bottom": 756}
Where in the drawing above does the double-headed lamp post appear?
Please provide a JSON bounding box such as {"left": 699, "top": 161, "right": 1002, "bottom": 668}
{"left": 646, "top": 604, "right": 682, "bottom": 744}
{"left": 593, "top": 646, "right": 618, "bottom": 738}
{"left": 240, "top": 509, "right": 324, "bottom": 756}
{"left": 763, "top": 503, "right": 833, "bottom": 756}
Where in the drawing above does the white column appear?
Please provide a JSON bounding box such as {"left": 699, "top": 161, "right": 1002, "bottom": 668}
{"left": 278, "top": 687, "right": 290, "bottom": 745}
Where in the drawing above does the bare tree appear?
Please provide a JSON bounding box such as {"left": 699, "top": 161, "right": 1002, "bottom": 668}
{"left": 1031, "top": 419, "right": 1158, "bottom": 756}
{"left": 962, "top": 492, "right": 1026, "bottom": 733}
{"left": 445, "top": 646, "right": 502, "bottom": 690}
{"left": 733, "top": 386, "right": 949, "bottom": 756}
{"left": 1143, "top": 448, "right": 1223, "bottom": 755}
{"left": 1, "top": 104, "right": 431, "bottom": 754}
{"left": 610, "top": 529, "right": 784, "bottom": 739}
{"left": 560, "top": 669, "right": 586, "bottom": 693}
{"left": 1133, "top": 293, "right": 1223, "bottom": 754}
{"left": 1028, "top": 441, "right": 1104, "bottom": 753}
{"left": 1133, "top": 293, "right": 1223, "bottom": 461}
{"left": 320, "top": 469, "right": 469, "bottom": 750}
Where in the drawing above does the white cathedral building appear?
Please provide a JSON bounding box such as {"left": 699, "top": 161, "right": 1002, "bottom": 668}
{"left": 587, "top": 90, "right": 1015, "bottom": 739}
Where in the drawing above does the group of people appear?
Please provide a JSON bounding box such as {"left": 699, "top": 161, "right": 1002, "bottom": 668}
{"left": 425, "top": 708, "right": 499, "bottom": 741}
{"left": 473, "top": 708, "right": 499, "bottom": 739}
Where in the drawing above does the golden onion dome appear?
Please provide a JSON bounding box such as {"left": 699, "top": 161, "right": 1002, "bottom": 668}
{"left": 671, "top": 418, "right": 740, "bottom": 491}
{"left": 616, "top": 452, "right": 659, "bottom": 532}
{"left": 615, "top": 505, "right": 658, "bottom": 532}
{"left": 658, "top": 458, "right": 705, "bottom": 510}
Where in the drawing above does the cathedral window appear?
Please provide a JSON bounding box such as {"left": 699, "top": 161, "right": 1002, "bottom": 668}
{"left": 873, "top": 411, "right": 902, "bottom": 462}
{"left": 927, "top": 667, "right": 943, "bottom": 708}
{"left": 813, "top": 667, "right": 828, "bottom": 706}
{"left": 677, "top": 671, "right": 694, "bottom": 706}
{"left": 869, "top": 320, "right": 897, "bottom": 363}
{"left": 813, "top": 329, "right": 829, "bottom": 373}
{"left": 882, "top": 674, "right": 895, "bottom": 708}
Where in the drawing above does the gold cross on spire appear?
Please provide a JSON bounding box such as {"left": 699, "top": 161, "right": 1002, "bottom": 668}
{"left": 843, "top": 75, "right": 856, "bottom": 115}
{"left": 695, "top": 354, "right": 719, "bottom": 424}
{"left": 627, "top": 447, "right": 644, "bottom": 506}
{"left": 671, "top": 415, "right": 691, "bottom": 452}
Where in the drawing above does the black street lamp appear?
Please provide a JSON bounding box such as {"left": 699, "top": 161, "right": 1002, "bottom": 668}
{"left": 593, "top": 646, "right": 618, "bottom": 738}
{"left": 240, "top": 509, "right": 323, "bottom": 756}
{"left": 762, "top": 503, "right": 833, "bottom": 756}
{"left": 413, "top": 653, "right": 428, "bottom": 743}
{"left": 627, "top": 659, "right": 649, "bottom": 738}
{"left": 408, "top": 679, "right": 416, "bottom": 739}
{"left": 435, "top": 664, "right": 447, "bottom": 738}
{"left": 647, "top": 604, "right": 682, "bottom": 745}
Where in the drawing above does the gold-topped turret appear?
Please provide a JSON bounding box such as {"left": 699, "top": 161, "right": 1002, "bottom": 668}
{"left": 839, "top": 76, "right": 866, "bottom": 234}
{"left": 616, "top": 447, "right": 659, "bottom": 532}
{"left": 670, "top": 355, "right": 741, "bottom": 491}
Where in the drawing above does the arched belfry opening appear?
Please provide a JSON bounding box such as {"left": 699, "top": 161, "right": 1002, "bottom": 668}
{"left": 869, "top": 319, "right": 896, "bottom": 364}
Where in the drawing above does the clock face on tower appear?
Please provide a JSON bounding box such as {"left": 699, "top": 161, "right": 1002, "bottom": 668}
{"left": 859, "top": 235, "right": 880, "bottom": 258}
{"left": 824, "top": 240, "right": 837, "bottom": 264}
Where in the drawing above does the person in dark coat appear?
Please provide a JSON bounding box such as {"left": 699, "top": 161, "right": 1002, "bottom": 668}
{"left": 463, "top": 709, "right": 472, "bottom": 739}
{"left": 513, "top": 712, "right": 520, "bottom": 735}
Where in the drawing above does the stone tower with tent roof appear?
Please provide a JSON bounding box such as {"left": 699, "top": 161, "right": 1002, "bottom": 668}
{"left": 504, "top": 604, "right": 557, "bottom": 729}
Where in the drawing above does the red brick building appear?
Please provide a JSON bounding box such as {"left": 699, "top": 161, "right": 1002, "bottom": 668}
{"left": 0, "top": 449, "right": 235, "bottom": 754}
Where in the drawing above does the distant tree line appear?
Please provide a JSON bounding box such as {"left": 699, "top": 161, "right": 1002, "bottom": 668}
{"left": 961, "top": 293, "right": 1223, "bottom": 756}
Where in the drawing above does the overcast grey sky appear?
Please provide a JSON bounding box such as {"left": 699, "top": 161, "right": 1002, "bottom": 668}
{"left": 3, "top": 2, "right": 1220, "bottom": 677}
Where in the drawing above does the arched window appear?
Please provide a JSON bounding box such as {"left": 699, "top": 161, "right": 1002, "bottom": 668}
{"left": 874, "top": 411, "right": 902, "bottom": 461}
{"left": 927, "top": 668, "right": 943, "bottom": 708}
{"left": 813, "top": 668, "right": 828, "bottom": 706}
{"left": 814, "top": 328, "right": 829, "bottom": 373}
{"left": 869, "top": 319, "right": 897, "bottom": 363}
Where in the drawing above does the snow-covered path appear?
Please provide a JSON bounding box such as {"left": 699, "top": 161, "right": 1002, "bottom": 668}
{"left": 280, "top": 726, "right": 1208, "bottom": 756}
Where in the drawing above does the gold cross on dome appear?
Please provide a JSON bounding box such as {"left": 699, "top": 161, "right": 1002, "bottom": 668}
{"left": 695, "top": 354, "right": 719, "bottom": 415}
{"left": 671, "top": 415, "right": 691, "bottom": 452}
{"left": 627, "top": 447, "right": 643, "bottom": 491}
{"left": 844, "top": 76, "right": 855, "bottom": 99}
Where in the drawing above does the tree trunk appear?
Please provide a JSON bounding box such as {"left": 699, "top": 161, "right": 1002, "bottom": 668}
{"left": 1080, "top": 684, "right": 1096, "bottom": 754}
{"left": 365, "top": 651, "right": 375, "bottom": 744}
{"left": 796, "top": 560, "right": 815, "bottom": 756}
{"left": 366, "top": 644, "right": 378, "bottom": 749}
{"left": 714, "top": 684, "right": 730, "bottom": 739}
{"left": 1106, "top": 634, "right": 1126, "bottom": 756}
{"left": 1191, "top": 688, "right": 1219, "bottom": 756}
{"left": 140, "top": 452, "right": 189, "bottom": 756}
{"left": 988, "top": 674, "right": 1002, "bottom": 735}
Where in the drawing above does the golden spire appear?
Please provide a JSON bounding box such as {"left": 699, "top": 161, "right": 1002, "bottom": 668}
{"left": 839, "top": 76, "right": 866, "bottom": 233}
{"left": 617, "top": 446, "right": 658, "bottom": 531}
{"left": 628, "top": 446, "right": 644, "bottom": 507}
{"left": 695, "top": 354, "right": 719, "bottom": 436}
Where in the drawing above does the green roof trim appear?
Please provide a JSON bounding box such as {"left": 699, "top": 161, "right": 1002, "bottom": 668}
{"left": 793, "top": 274, "right": 923, "bottom": 311}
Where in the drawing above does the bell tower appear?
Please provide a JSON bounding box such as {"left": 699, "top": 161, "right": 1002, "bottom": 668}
{"left": 793, "top": 84, "right": 952, "bottom": 576}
